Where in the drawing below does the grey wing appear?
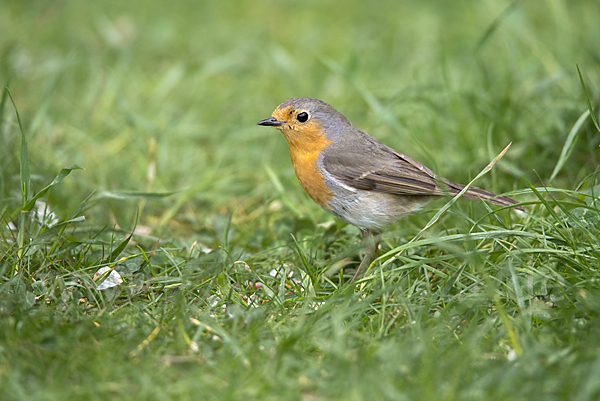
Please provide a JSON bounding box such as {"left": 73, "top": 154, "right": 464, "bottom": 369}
{"left": 322, "top": 133, "right": 523, "bottom": 209}
{"left": 322, "top": 137, "right": 446, "bottom": 196}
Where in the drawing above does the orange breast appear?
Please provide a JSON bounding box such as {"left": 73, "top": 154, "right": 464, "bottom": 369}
{"left": 282, "top": 123, "right": 333, "bottom": 209}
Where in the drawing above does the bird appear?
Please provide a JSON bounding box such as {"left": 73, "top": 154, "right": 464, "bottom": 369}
{"left": 257, "top": 97, "right": 521, "bottom": 281}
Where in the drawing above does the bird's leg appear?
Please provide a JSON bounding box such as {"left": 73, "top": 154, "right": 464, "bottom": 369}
{"left": 352, "top": 229, "right": 381, "bottom": 281}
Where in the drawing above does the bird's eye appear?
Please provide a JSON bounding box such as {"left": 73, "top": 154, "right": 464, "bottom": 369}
{"left": 296, "top": 112, "right": 309, "bottom": 123}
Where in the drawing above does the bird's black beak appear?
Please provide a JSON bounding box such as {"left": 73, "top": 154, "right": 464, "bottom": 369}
{"left": 257, "top": 117, "right": 284, "bottom": 127}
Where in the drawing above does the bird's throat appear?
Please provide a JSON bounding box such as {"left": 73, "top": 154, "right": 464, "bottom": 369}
{"left": 284, "top": 133, "right": 333, "bottom": 208}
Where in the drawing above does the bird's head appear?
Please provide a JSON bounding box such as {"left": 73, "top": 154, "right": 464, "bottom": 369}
{"left": 257, "top": 97, "right": 351, "bottom": 148}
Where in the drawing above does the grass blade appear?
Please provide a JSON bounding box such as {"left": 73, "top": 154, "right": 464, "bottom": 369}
{"left": 22, "top": 165, "right": 83, "bottom": 212}
{"left": 576, "top": 63, "right": 600, "bottom": 133}
{"left": 548, "top": 110, "right": 589, "bottom": 185}
{"left": 106, "top": 210, "right": 139, "bottom": 264}
{"left": 0, "top": 84, "right": 8, "bottom": 131}
{"left": 5, "top": 87, "right": 29, "bottom": 203}
{"left": 6, "top": 87, "right": 29, "bottom": 265}
{"left": 93, "top": 190, "right": 178, "bottom": 200}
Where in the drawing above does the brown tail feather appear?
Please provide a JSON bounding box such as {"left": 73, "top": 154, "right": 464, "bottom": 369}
{"left": 446, "top": 181, "right": 523, "bottom": 211}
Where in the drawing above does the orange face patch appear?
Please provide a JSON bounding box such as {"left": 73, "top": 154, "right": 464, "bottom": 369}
{"left": 271, "top": 106, "right": 333, "bottom": 208}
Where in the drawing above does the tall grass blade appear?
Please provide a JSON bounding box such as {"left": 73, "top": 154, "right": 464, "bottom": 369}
{"left": 576, "top": 63, "right": 600, "bottom": 133}
{"left": 548, "top": 110, "right": 589, "bottom": 185}
{"left": 6, "top": 87, "right": 29, "bottom": 265}
{"left": 22, "top": 165, "right": 83, "bottom": 212}
{"left": 6, "top": 87, "right": 29, "bottom": 203}
{"left": 106, "top": 210, "right": 139, "bottom": 264}
{"left": 0, "top": 84, "right": 8, "bottom": 131}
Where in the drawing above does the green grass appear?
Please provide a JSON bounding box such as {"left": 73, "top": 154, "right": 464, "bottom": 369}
{"left": 1, "top": 0, "right": 600, "bottom": 399}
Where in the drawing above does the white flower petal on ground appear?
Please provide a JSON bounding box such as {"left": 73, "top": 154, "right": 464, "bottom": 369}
{"left": 94, "top": 267, "right": 123, "bottom": 290}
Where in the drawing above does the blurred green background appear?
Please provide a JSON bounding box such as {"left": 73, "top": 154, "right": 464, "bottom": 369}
{"left": 2, "top": 1, "right": 600, "bottom": 400}
{"left": 2, "top": 0, "right": 598, "bottom": 229}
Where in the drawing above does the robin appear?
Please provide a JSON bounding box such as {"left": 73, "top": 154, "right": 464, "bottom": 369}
{"left": 258, "top": 97, "right": 521, "bottom": 281}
